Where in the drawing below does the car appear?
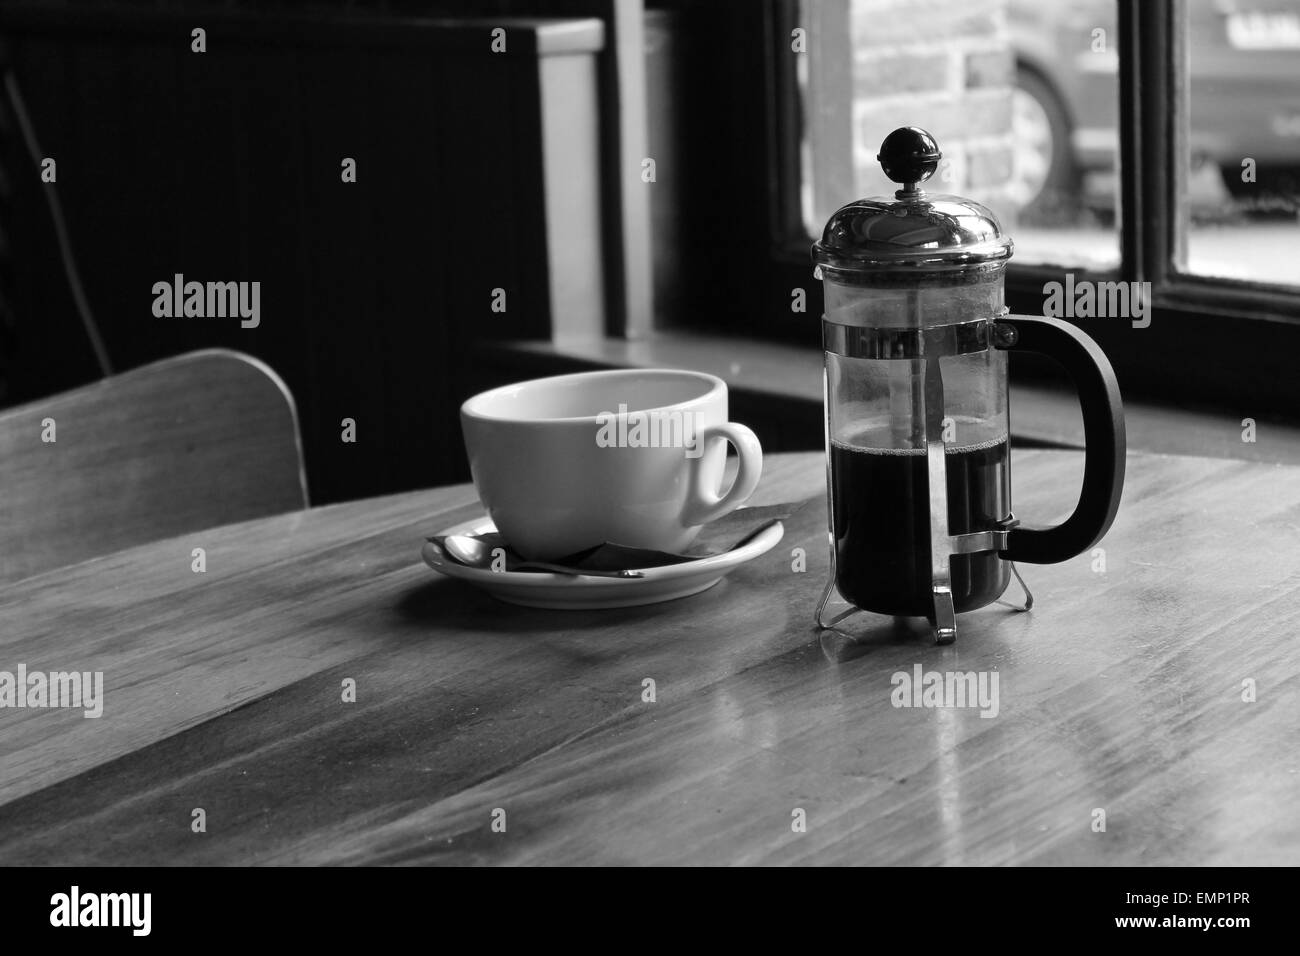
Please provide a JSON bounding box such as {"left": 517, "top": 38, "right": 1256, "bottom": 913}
{"left": 1008, "top": 0, "right": 1300, "bottom": 219}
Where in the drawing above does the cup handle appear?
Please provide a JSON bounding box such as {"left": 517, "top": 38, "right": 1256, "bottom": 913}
{"left": 684, "top": 422, "right": 764, "bottom": 526}
{"left": 996, "top": 314, "right": 1126, "bottom": 564}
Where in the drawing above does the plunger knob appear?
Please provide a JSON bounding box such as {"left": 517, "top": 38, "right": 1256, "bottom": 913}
{"left": 877, "top": 126, "right": 942, "bottom": 197}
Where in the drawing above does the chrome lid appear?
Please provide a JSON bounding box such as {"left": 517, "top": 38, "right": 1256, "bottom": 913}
{"left": 812, "top": 127, "right": 1013, "bottom": 282}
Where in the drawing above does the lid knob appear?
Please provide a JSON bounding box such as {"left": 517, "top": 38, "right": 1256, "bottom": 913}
{"left": 877, "top": 126, "right": 941, "bottom": 197}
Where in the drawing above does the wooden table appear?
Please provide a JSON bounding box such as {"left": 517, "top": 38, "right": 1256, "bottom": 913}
{"left": 1, "top": 450, "right": 1297, "bottom": 865}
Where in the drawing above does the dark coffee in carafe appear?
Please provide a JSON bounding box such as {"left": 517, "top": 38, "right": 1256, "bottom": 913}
{"left": 830, "top": 433, "right": 1011, "bottom": 617}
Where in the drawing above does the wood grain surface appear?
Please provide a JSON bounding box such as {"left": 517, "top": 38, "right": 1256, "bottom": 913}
{"left": 0, "top": 350, "right": 307, "bottom": 587}
{"left": 0, "top": 450, "right": 1296, "bottom": 865}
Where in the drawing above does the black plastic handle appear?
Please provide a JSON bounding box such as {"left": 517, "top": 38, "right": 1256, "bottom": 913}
{"left": 998, "top": 314, "right": 1126, "bottom": 564}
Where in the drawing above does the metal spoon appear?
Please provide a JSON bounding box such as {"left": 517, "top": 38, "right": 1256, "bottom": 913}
{"left": 441, "top": 535, "right": 645, "bottom": 578}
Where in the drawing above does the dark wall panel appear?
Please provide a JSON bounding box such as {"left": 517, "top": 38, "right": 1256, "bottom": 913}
{"left": 0, "top": 11, "right": 583, "bottom": 502}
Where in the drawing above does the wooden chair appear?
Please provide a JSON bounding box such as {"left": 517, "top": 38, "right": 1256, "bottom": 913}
{"left": 0, "top": 349, "right": 308, "bottom": 586}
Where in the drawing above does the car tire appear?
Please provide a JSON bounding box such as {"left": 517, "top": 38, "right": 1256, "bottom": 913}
{"left": 1011, "top": 66, "right": 1079, "bottom": 224}
{"left": 1221, "top": 162, "right": 1300, "bottom": 220}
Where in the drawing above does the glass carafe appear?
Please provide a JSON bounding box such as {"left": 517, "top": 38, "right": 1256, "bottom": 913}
{"left": 813, "top": 127, "right": 1126, "bottom": 644}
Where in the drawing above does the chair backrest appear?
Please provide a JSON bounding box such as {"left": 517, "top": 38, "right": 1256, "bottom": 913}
{"left": 0, "top": 349, "right": 307, "bottom": 586}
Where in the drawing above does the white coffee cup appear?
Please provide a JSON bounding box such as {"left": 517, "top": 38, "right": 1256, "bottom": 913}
{"left": 460, "top": 369, "right": 763, "bottom": 561}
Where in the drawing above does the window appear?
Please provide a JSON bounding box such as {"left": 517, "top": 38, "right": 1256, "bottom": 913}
{"left": 799, "top": 0, "right": 1122, "bottom": 271}
{"left": 694, "top": 0, "right": 1300, "bottom": 411}
{"left": 797, "top": 0, "right": 1300, "bottom": 288}
{"left": 1182, "top": 0, "right": 1300, "bottom": 287}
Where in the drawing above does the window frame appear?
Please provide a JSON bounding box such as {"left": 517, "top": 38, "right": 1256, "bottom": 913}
{"left": 706, "top": 0, "right": 1300, "bottom": 412}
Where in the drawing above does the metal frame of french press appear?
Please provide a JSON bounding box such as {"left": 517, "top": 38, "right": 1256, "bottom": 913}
{"left": 811, "top": 134, "right": 1026, "bottom": 645}
{"left": 812, "top": 130, "right": 1125, "bottom": 645}
{"left": 813, "top": 309, "right": 1034, "bottom": 645}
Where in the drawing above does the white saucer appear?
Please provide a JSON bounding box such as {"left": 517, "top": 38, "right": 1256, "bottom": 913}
{"left": 421, "top": 516, "right": 785, "bottom": 610}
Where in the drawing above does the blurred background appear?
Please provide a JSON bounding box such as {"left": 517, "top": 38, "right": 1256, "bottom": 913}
{"left": 2, "top": 0, "right": 1297, "bottom": 504}
{"left": 803, "top": 0, "right": 1300, "bottom": 280}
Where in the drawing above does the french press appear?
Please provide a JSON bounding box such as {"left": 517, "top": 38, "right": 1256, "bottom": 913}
{"left": 812, "top": 127, "right": 1125, "bottom": 644}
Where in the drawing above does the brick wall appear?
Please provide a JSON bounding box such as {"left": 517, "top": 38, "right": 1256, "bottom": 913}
{"left": 848, "top": 0, "right": 1016, "bottom": 221}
